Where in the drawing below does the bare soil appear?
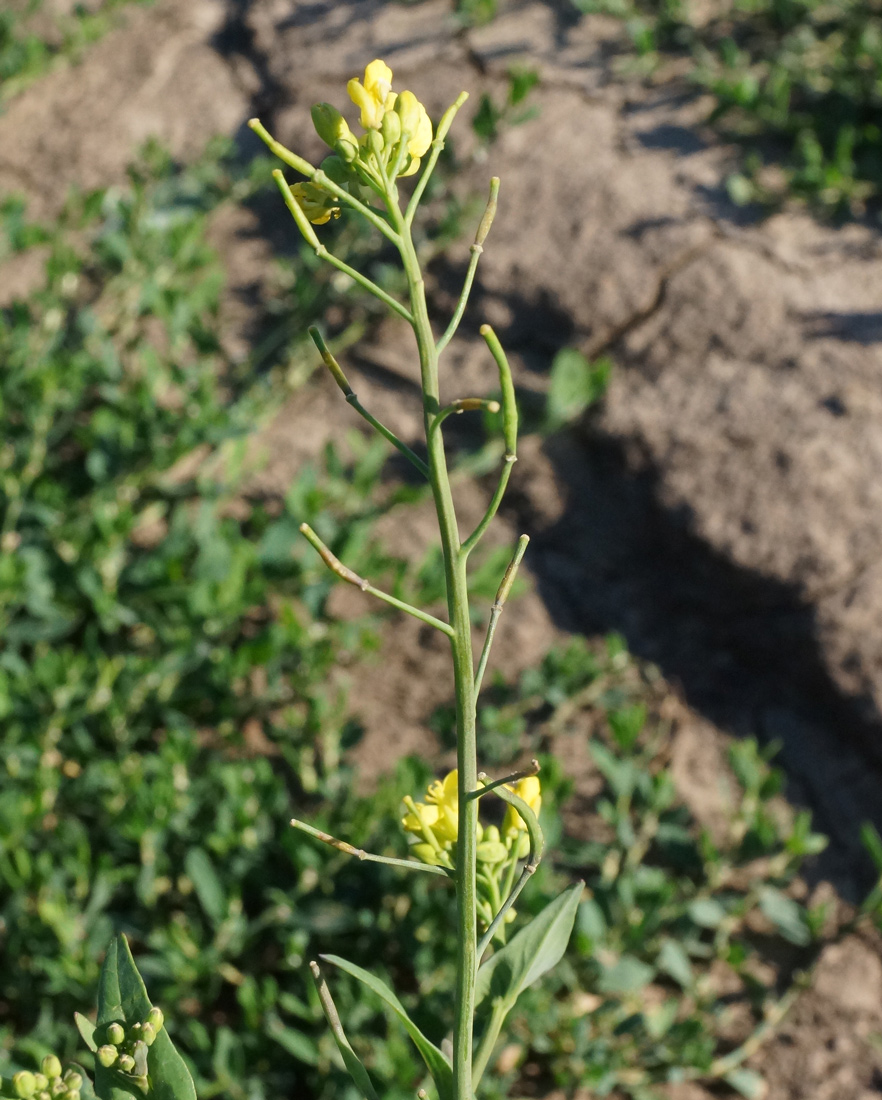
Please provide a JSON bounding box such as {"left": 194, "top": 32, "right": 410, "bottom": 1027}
{"left": 2, "top": 0, "right": 881, "bottom": 1095}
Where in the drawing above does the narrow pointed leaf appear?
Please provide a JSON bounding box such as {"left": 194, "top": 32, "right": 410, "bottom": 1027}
{"left": 95, "top": 935, "right": 197, "bottom": 1100}
{"left": 75, "top": 1013, "right": 98, "bottom": 1052}
{"left": 475, "top": 883, "right": 583, "bottom": 1011}
{"left": 320, "top": 954, "right": 452, "bottom": 1100}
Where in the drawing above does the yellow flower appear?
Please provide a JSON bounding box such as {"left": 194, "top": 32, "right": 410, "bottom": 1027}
{"left": 425, "top": 769, "right": 459, "bottom": 843}
{"left": 401, "top": 799, "right": 441, "bottom": 836}
{"left": 503, "top": 775, "right": 542, "bottom": 838}
{"left": 290, "top": 182, "right": 340, "bottom": 225}
{"left": 348, "top": 59, "right": 394, "bottom": 130}
{"left": 395, "top": 90, "right": 433, "bottom": 175}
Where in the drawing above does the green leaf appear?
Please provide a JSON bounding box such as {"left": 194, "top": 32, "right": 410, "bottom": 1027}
{"left": 476, "top": 883, "right": 583, "bottom": 1011}
{"left": 184, "top": 847, "right": 227, "bottom": 926}
{"left": 320, "top": 955, "right": 452, "bottom": 1100}
{"left": 758, "top": 886, "right": 810, "bottom": 946}
{"left": 95, "top": 935, "right": 197, "bottom": 1100}
{"left": 861, "top": 822, "right": 882, "bottom": 873}
{"left": 687, "top": 898, "right": 727, "bottom": 929}
{"left": 656, "top": 938, "right": 693, "bottom": 989}
{"left": 545, "top": 348, "right": 611, "bottom": 430}
{"left": 75, "top": 1012, "right": 98, "bottom": 1052}
{"left": 596, "top": 954, "right": 655, "bottom": 994}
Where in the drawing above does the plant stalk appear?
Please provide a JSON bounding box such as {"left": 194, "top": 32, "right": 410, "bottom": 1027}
{"left": 388, "top": 186, "right": 478, "bottom": 1100}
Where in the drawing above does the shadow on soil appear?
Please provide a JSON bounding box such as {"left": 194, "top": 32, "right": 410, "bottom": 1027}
{"left": 509, "top": 418, "right": 882, "bottom": 895}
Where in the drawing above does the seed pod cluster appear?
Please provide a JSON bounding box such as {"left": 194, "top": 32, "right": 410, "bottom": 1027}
{"left": 2, "top": 1055, "right": 83, "bottom": 1100}
{"left": 94, "top": 1006, "right": 165, "bottom": 1094}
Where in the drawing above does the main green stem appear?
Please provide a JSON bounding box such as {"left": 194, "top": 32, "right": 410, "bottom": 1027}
{"left": 388, "top": 189, "right": 478, "bottom": 1100}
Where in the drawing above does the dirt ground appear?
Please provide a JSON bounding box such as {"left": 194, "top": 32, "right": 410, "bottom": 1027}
{"left": 2, "top": 0, "right": 882, "bottom": 1096}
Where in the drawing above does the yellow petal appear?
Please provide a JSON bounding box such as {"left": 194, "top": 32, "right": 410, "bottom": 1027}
{"left": 407, "top": 102, "right": 433, "bottom": 159}
{"left": 363, "top": 59, "right": 393, "bottom": 100}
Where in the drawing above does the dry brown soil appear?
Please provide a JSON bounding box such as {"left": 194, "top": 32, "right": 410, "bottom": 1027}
{"left": 2, "top": 1, "right": 882, "bottom": 1096}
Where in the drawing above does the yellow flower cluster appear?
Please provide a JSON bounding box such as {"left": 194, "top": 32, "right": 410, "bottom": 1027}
{"left": 296, "top": 59, "right": 435, "bottom": 225}
{"left": 401, "top": 770, "right": 541, "bottom": 869}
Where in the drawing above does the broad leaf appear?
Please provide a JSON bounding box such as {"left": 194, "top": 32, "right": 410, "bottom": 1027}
{"left": 320, "top": 955, "right": 452, "bottom": 1100}
{"left": 71, "top": 1066, "right": 98, "bottom": 1100}
{"left": 475, "top": 883, "right": 583, "bottom": 1011}
{"left": 95, "top": 935, "right": 197, "bottom": 1100}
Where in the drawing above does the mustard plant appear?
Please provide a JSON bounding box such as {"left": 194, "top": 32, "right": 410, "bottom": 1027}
{"left": 246, "top": 61, "right": 583, "bottom": 1099}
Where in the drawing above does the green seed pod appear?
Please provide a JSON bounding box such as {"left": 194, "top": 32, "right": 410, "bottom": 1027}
{"left": 117, "top": 1056, "right": 135, "bottom": 1075}
{"left": 106, "top": 1023, "right": 125, "bottom": 1046}
{"left": 41, "top": 1058, "right": 61, "bottom": 1081}
{"left": 59, "top": 1077, "right": 80, "bottom": 1094}
{"left": 13, "top": 1073, "right": 36, "bottom": 1099}
{"left": 140, "top": 1023, "right": 156, "bottom": 1047}
{"left": 147, "top": 1006, "right": 164, "bottom": 1033}
{"left": 96, "top": 1047, "right": 118, "bottom": 1069}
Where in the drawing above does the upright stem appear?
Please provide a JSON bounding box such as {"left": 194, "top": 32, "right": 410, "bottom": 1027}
{"left": 388, "top": 192, "right": 478, "bottom": 1100}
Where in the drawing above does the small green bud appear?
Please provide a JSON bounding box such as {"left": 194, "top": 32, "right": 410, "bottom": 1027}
{"left": 147, "top": 1006, "right": 164, "bottom": 1033}
{"left": 50, "top": 1079, "right": 66, "bottom": 1096}
{"left": 13, "top": 1073, "right": 36, "bottom": 1099}
{"left": 96, "top": 1047, "right": 118, "bottom": 1069}
{"left": 365, "top": 130, "right": 384, "bottom": 159}
{"left": 62, "top": 1091, "right": 80, "bottom": 1100}
{"left": 117, "top": 1056, "right": 135, "bottom": 1075}
{"left": 60, "top": 1077, "right": 80, "bottom": 1093}
{"left": 131, "top": 1077, "right": 149, "bottom": 1096}
{"left": 37, "top": 1091, "right": 51, "bottom": 1100}
{"left": 140, "top": 1023, "right": 156, "bottom": 1047}
{"left": 41, "top": 1058, "right": 61, "bottom": 1081}
{"left": 106, "top": 1022, "right": 125, "bottom": 1046}
{"left": 32, "top": 1077, "right": 48, "bottom": 1092}
{"left": 380, "top": 109, "right": 401, "bottom": 147}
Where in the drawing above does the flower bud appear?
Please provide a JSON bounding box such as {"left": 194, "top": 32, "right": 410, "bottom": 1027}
{"left": 147, "top": 1007, "right": 164, "bottom": 1033}
{"left": 62, "top": 1091, "right": 80, "bottom": 1100}
{"left": 61, "top": 1076, "right": 80, "bottom": 1093}
{"left": 32, "top": 1077, "right": 48, "bottom": 1091}
{"left": 365, "top": 129, "right": 384, "bottom": 159}
{"left": 117, "top": 1056, "right": 135, "bottom": 1074}
{"left": 50, "top": 1079, "right": 66, "bottom": 1095}
{"left": 106, "top": 1023, "right": 125, "bottom": 1046}
{"left": 311, "top": 103, "right": 345, "bottom": 147}
{"left": 140, "top": 1024, "right": 156, "bottom": 1047}
{"left": 395, "top": 91, "right": 422, "bottom": 140}
{"left": 13, "top": 1072, "right": 36, "bottom": 1098}
{"left": 380, "top": 109, "right": 401, "bottom": 147}
{"left": 41, "top": 1058, "right": 61, "bottom": 1081}
{"left": 515, "top": 831, "right": 530, "bottom": 860}
{"left": 96, "top": 1047, "right": 118, "bottom": 1069}
{"left": 410, "top": 842, "right": 444, "bottom": 866}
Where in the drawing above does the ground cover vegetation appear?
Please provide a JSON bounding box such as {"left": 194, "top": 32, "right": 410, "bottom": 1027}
{"left": 569, "top": 0, "right": 882, "bottom": 215}
{"left": 1, "top": 22, "right": 882, "bottom": 1100}
{"left": 0, "top": 0, "right": 153, "bottom": 106}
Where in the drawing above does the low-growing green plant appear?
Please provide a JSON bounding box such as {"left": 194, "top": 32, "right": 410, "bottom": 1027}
{"left": 0, "top": 0, "right": 155, "bottom": 106}
{"left": 573, "top": 0, "right": 882, "bottom": 215}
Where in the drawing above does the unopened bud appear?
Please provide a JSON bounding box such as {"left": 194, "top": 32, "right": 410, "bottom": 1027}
{"left": 365, "top": 130, "right": 384, "bottom": 159}
{"left": 32, "top": 1077, "right": 48, "bottom": 1091}
{"left": 147, "top": 1007, "right": 164, "bottom": 1033}
{"left": 96, "top": 1047, "right": 118, "bottom": 1068}
{"left": 41, "top": 1058, "right": 61, "bottom": 1081}
{"left": 395, "top": 90, "right": 421, "bottom": 139}
{"left": 140, "top": 1023, "right": 156, "bottom": 1047}
{"left": 60, "top": 1076, "right": 80, "bottom": 1093}
{"left": 106, "top": 1023, "right": 125, "bottom": 1046}
{"left": 13, "top": 1072, "right": 36, "bottom": 1098}
{"left": 50, "top": 1079, "right": 66, "bottom": 1096}
{"left": 380, "top": 109, "right": 401, "bottom": 147}
{"left": 62, "top": 1091, "right": 80, "bottom": 1100}
{"left": 117, "top": 1056, "right": 135, "bottom": 1074}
